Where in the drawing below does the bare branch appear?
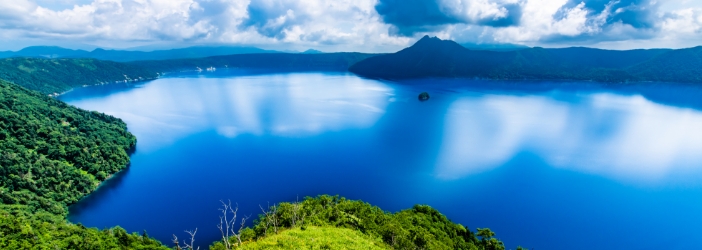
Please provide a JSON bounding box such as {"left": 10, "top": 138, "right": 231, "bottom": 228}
{"left": 259, "top": 204, "right": 270, "bottom": 236}
{"left": 183, "top": 228, "right": 199, "bottom": 250}
{"left": 217, "top": 200, "right": 237, "bottom": 250}
{"left": 259, "top": 202, "right": 278, "bottom": 235}
{"left": 217, "top": 200, "right": 249, "bottom": 249}
{"left": 235, "top": 214, "right": 251, "bottom": 245}
{"left": 172, "top": 234, "right": 181, "bottom": 250}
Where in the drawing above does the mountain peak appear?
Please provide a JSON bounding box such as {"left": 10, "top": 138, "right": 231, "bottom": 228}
{"left": 406, "top": 36, "right": 466, "bottom": 53}
{"left": 415, "top": 35, "right": 440, "bottom": 45}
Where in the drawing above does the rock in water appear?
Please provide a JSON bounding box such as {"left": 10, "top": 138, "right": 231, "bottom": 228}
{"left": 418, "top": 92, "right": 430, "bottom": 101}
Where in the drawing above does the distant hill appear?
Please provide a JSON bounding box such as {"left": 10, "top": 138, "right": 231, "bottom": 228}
{"left": 0, "top": 46, "right": 89, "bottom": 59}
{"left": 0, "top": 57, "right": 158, "bottom": 94}
{"left": 349, "top": 36, "right": 689, "bottom": 83}
{"left": 302, "top": 49, "right": 324, "bottom": 54}
{"left": 0, "top": 46, "right": 280, "bottom": 62}
{"left": 82, "top": 46, "right": 279, "bottom": 62}
{"left": 130, "top": 52, "right": 379, "bottom": 73}
{"left": 460, "top": 42, "right": 530, "bottom": 51}
{"left": 627, "top": 46, "right": 702, "bottom": 83}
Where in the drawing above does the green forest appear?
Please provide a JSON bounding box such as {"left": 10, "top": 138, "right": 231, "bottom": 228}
{"left": 0, "top": 57, "right": 158, "bottom": 94}
{"left": 0, "top": 79, "right": 136, "bottom": 215}
{"left": 208, "top": 195, "right": 519, "bottom": 250}
{"left": 0, "top": 78, "right": 171, "bottom": 249}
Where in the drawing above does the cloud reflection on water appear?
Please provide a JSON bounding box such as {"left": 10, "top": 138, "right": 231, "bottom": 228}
{"left": 68, "top": 73, "right": 393, "bottom": 152}
{"left": 437, "top": 92, "right": 702, "bottom": 182}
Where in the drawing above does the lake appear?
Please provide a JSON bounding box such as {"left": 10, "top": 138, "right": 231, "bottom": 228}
{"left": 63, "top": 71, "right": 702, "bottom": 250}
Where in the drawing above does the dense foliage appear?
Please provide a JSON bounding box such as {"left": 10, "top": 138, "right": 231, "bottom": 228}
{"left": 0, "top": 57, "right": 158, "bottom": 94}
{"left": 232, "top": 226, "right": 389, "bottom": 249}
{"left": 0, "top": 79, "right": 169, "bottom": 249}
{"left": 0, "top": 79, "right": 136, "bottom": 215}
{"left": 212, "top": 195, "right": 520, "bottom": 250}
{"left": 130, "top": 53, "right": 379, "bottom": 73}
{"left": 350, "top": 35, "right": 702, "bottom": 83}
{"left": 0, "top": 204, "right": 168, "bottom": 249}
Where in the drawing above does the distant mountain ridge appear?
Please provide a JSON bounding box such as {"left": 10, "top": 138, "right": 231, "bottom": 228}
{"left": 6, "top": 37, "right": 701, "bottom": 84}
{"left": 130, "top": 52, "right": 379, "bottom": 73}
{"left": 460, "top": 42, "right": 530, "bottom": 51}
{"left": 0, "top": 45, "right": 281, "bottom": 62}
{"left": 349, "top": 36, "right": 698, "bottom": 83}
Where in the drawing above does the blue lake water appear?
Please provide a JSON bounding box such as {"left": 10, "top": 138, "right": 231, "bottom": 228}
{"left": 63, "top": 71, "right": 702, "bottom": 250}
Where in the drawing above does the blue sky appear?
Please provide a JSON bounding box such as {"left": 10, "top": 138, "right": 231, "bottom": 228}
{"left": 1, "top": 0, "right": 701, "bottom": 52}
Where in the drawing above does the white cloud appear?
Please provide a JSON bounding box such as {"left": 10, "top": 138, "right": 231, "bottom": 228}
{"left": 439, "top": 0, "right": 514, "bottom": 22}
{"left": 660, "top": 8, "right": 702, "bottom": 40}
{"left": 0, "top": 0, "right": 219, "bottom": 41}
{"left": 0, "top": 0, "right": 409, "bottom": 52}
{"left": 0, "top": 0, "right": 702, "bottom": 50}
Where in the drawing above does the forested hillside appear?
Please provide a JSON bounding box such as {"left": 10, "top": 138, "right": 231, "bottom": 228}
{"left": 0, "top": 78, "right": 171, "bottom": 248}
{"left": 0, "top": 79, "right": 136, "bottom": 215}
{"left": 349, "top": 36, "right": 697, "bottom": 83}
{"left": 0, "top": 204, "right": 168, "bottom": 249}
{"left": 0, "top": 57, "right": 158, "bottom": 94}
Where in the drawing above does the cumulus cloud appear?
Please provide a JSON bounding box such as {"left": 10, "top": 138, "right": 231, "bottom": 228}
{"left": 0, "top": 0, "right": 220, "bottom": 41}
{"left": 659, "top": 7, "right": 702, "bottom": 44}
{"left": 234, "top": 0, "right": 407, "bottom": 48}
{"left": 375, "top": 0, "right": 522, "bottom": 35}
{"left": 0, "top": 0, "right": 701, "bottom": 50}
{"left": 0, "top": 0, "right": 414, "bottom": 52}
{"left": 488, "top": 0, "right": 661, "bottom": 45}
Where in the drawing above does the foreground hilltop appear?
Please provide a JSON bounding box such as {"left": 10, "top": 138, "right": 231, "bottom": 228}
{"left": 350, "top": 36, "right": 702, "bottom": 83}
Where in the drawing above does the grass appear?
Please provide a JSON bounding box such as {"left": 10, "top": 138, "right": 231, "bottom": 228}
{"left": 237, "top": 226, "right": 390, "bottom": 250}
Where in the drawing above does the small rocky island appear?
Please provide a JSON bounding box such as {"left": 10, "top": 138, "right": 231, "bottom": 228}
{"left": 418, "top": 92, "right": 430, "bottom": 101}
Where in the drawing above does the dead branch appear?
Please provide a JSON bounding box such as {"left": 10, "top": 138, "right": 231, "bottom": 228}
{"left": 183, "top": 228, "right": 199, "bottom": 250}
{"left": 172, "top": 235, "right": 181, "bottom": 250}
{"left": 217, "top": 200, "right": 238, "bottom": 250}
{"left": 259, "top": 202, "right": 279, "bottom": 236}
{"left": 234, "top": 214, "right": 251, "bottom": 245}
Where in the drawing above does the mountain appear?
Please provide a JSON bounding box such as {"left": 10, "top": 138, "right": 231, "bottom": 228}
{"left": 130, "top": 52, "right": 379, "bottom": 73}
{"left": 627, "top": 46, "right": 702, "bottom": 83}
{"left": 349, "top": 36, "right": 681, "bottom": 82}
{"left": 350, "top": 36, "right": 517, "bottom": 79}
{"left": 81, "top": 46, "right": 279, "bottom": 62}
{"left": 0, "top": 45, "right": 281, "bottom": 62}
{"left": 302, "top": 49, "right": 324, "bottom": 54}
{"left": 0, "top": 46, "right": 90, "bottom": 59}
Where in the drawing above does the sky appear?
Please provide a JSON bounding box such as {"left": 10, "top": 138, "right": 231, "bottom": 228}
{"left": 1, "top": 0, "right": 701, "bottom": 52}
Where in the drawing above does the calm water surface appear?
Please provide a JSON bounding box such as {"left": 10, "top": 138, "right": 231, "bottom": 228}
{"left": 63, "top": 71, "right": 702, "bottom": 250}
